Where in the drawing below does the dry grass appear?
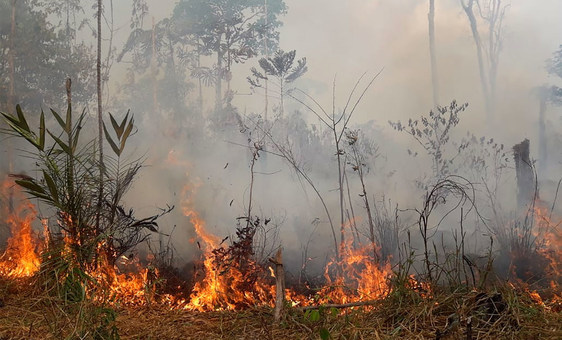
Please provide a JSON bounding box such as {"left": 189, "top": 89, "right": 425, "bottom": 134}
{"left": 0, "top": 277, "right": 560, "bottom": 339}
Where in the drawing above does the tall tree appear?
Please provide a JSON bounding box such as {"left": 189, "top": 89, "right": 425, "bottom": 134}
{"left": 428, "top": 0, "right": 439, "bottom": 107}
{"left": 248, "top": 49, "right": 307, "bottom": 117}
{"left": 96, "top": 0, "right": 104, "bottom": 232}
{"left": 172, "top": 0, "right": 286, "bottom": 112}
{"left": 460, "top": 0, "right": 508, "bottom": 119}
{"left": 8, "top": 0, "right": 16, "bottom": 113}
{"left": 0, "top": 0, "right": 95, "bottom": 111}
{"left": 117, "top": 15, "right": 192, "bottom": 126}
{"left": 536, "top": 45, "right": 562, "bottom": 172}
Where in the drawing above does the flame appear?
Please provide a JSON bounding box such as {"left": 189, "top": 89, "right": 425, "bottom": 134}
{"left": 0, "top": 178, "right": 40, "bottom": 278}
{"left": 316, "top": 239, "right": 391, "bottom": 305}
{"left": 181, "top": 183, "right": 277, "bottom": 311}
{"left": 534, "top": 207, "right": 561, "bottom": 280}
{"left": 509, "top": 206, "right": 561, "bottom": 309}
{"left": 2, "top": 167, "right": 557, "bottom": 312}
{"left": 88, "top": 255, "right": 160, "bottom": 307}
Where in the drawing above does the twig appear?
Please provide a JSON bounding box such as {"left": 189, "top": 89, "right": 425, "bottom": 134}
{"left": 299, "top": 300, "right": 378, "bottom": 311}
{"left": 550, "top": 177, "right": 562, "bottom": 220}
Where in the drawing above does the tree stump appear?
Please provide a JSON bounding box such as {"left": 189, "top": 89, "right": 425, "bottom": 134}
{"left": 513, "top": 139, "right": 535, "bottom": 208}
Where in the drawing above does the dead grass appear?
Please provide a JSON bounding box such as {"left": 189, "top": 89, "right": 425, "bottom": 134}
{"left": 0, "top": 277, "right": 560, "bottom": 339}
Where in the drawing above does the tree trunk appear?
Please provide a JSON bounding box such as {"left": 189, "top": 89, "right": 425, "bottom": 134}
{"left": 215, "top": 43, "right": 223, "bottom": 112}
{"left": 461, "top": 0, "right": 492, "bottom": 118}
{"left": 487, "top": 0, "right": 504, "bottom": 118}
{"left": 513, "top": 139, "right": 535, "bottom": 209}
{"left": 5, "top": 0, "right": 16, "bottom": 173}
{"left": 151, "top": 17, "right": 158, "bottom": 115}
{"left": 538, "top": 95, "right": 547, "bottom": 172}
{"left": 197, "top": 40, "right": 203, "bottom": 112}
{"left": 335, "top": 132, "right": 345, "bottom": 253}
{"left": 102, "top": 0, "right": 114, "bottom": 104}
{"left": 279, "top": 79, "right": 284, "bottom": 117}
{"left": 96, "top": 0, "right": 104, "bottom": 237}
{"left": 428, "top": 0, "right": 439, "bottom": 107}
{"left": 8, "top": 0, "right": 16, "bottom": 113}
{"left": 264, "top": 0, "right": 269, "bottom": 120}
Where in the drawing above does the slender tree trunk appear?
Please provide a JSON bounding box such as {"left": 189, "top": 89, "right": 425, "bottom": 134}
{"left": 6, "top": 0, "right": 16, "bottom": 172}
{"left": 8, "top": 0, "right": 16, "bottom": 113}
{"left": 66, "top": 79, "right": 74, "bottom": 200}
{"left": 352, "top": 146, "right": 377, "bottom": 261}
{"left": 102, "top": 0, "right": 114, "bottom": 104}
{"left": 226, "top": 47, "right": 231, "bottom": 94}
{"left": 428, "top": 0, "right": 439, "bottom": 107}
{"left": 197, "top": 40, "right": 203, "bottom": 111}
{"left": 334, "top": 129, "right": 345, "bottom": 252}
{"left": 487, "top": 0, "right": 503, "bottom": 117}
{"left": 279, "top": 80, "right": 284, "bottom": 117}
{"left": 151, "top": 17, "right": 158, "bottom": 115}
{"left": 461, "top": 0, "right": 491, "bottom": 118}
{"left": 215, "top": 41, "right": 223, "bottom": 112}
{"left": 65, "top": 0, "right": 71, "bottom": 42}
{"left": 264, "top": 0, "right": 269, "bottom": 121}
{"left": 96, "top": 0, "right": 104, "bottom": 236}
{"left": 538, "top": 94, "right": 547, "bottom": 172}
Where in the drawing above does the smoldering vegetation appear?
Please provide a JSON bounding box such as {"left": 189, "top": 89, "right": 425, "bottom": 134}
{"left": 0, "top": 0, "right": 561, "bottom": 339}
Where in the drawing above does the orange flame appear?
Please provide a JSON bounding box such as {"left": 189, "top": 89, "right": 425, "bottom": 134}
{"left": 0, "top": 178, "right": 40, "bottom": 278}
{"left": 510, "top": 206, "right": 561, "bottom": 309}
{"left": 316, "top": 239, "right": 391, "bottom": 305}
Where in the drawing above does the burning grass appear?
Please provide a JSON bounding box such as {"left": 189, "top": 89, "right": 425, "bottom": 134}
{"left": 0, "top": 276, "right": 560, "bottom": 339}
{"left": 0, "top": 179, "right": 561, "bottom": 338}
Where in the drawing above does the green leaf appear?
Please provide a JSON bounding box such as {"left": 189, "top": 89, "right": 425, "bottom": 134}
{"left": 50, "top": 109, "right": 67, "bottom": 133}
{"left": 319, "top": 328, "right": 330, "bottom": 340}
{"left": 120, "top": 118, "right": 134, "bottom": 152}
{"left": 1, "top": 111, "right": 24, "bottom": 130}
{"left": 47, "top": 130, "right": 72, "bottom": 155}
{"left": 72, "top": 109, "right": 86, "bottom": 152}
{"left": 103, "top": 122, "right": 121, "bottom": 156}
{"left": 2, "top": 117, "right": 40, "bottom": 149}
{"left": 109, "top": 112, "right": 125, "bottom": 139}
{"left": 0, "top": 111, "right": 44, "bottom": 151}
{"left": 309, "top": 309, "right": 320, "bottom": 322}
{"left": 39, "top": 110, "right": 45, "bottom": 151}
{"left": 42, "top": 170, "right": 59, "bottom": 204}
{"left": 16, "top": 105, "right": 30, "bottom": 132}
{"left": 15, "top": 179, "right": 46, "bottom": 196}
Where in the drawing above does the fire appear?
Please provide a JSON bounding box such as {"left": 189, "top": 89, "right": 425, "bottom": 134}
{"left": 181, "top": 183, "right": 276, "bottom": 311}
{"left": 3, "top": 167, "right": 556, "bottom": 313}
{"left": 0, "top": 178, "right": 163, "bottom": 306}
{"left": 0, "top": 178, "right": 40, "bottom": 278}
{"left": 534, "top": 207, "right": 561, "bottom": 280}
{"left": 316, "top": 240, "right": 391, "bottom": 305}
{"left": 88, "top": 254, "right": 154, "bottom": 306}
{"left": 509, "top": 206, "right": 561, "bottom": 309}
